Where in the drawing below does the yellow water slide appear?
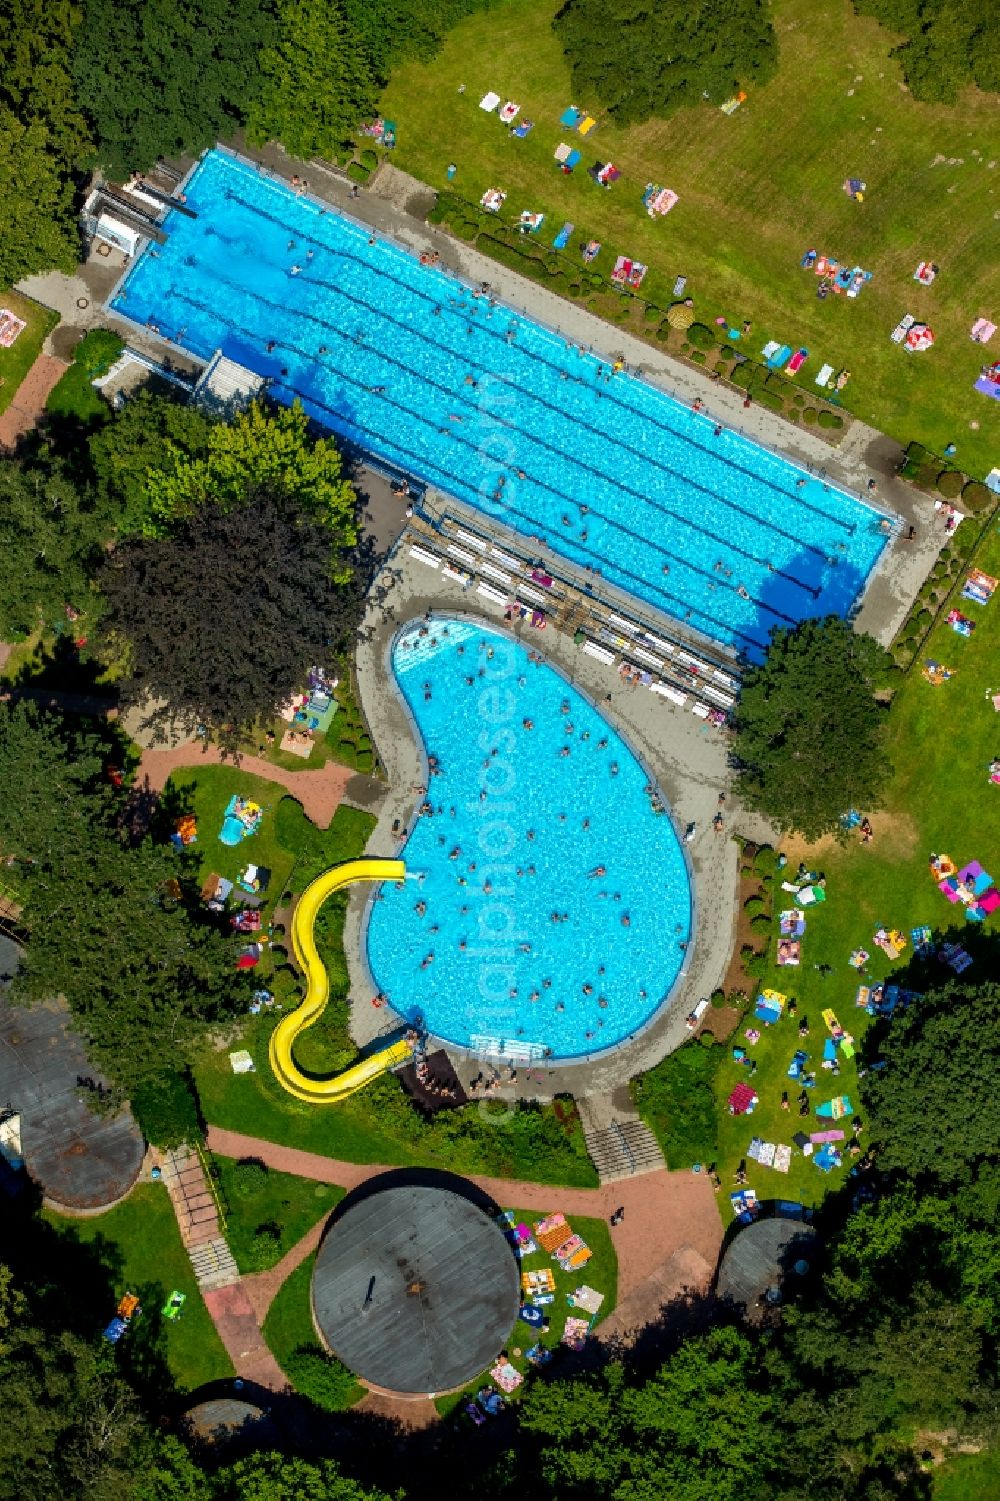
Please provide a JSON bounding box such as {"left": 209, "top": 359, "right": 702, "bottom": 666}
{"left": 268, "top": 857, "right": 412, "bottom": 1103}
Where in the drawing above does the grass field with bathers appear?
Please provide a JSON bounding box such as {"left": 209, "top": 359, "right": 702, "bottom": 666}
{"left": 380, "top": 0, "right": 1000, "bottom": 473}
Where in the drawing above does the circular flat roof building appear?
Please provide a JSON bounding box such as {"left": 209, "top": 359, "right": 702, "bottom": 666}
{"left": 717, "top": 1215, "right": 818, "bottom": 1320}
{"left": 311, "top": 1176, "right": 520, "bottom": 1396}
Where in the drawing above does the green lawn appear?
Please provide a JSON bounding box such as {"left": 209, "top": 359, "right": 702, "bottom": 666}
{"left": 0, "top": 292, "right": 58, "bottom": 415}
{"left": 640, "top": 524, "right": 1000, "bottom": 1218}
{"left": 210, "top": 1154, "right": 342, "bottom": 1273}
{"left": 165, "top": 764, "right": 298, "bottom": 916}
{"left": 262, "top": 1251, "right": 364, "bottom": 1411}
{"left": 933, "top": 1447, "right": 1000, "bottom": 1500}
{"left": 44, "top": 1183, "right": 233, "bottom": 1393}
{"left": 380, "top": 0, "right": 1000, "bottom": 473}
{"left": 436, "top": 1207, "right": 617, "bottom": 1415}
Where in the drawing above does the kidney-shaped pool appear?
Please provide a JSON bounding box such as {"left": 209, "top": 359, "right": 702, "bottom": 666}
{"left": 364, "top": 618, "right": 693, "bottom": 1062}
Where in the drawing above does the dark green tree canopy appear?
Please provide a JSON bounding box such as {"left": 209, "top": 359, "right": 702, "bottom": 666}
{"left": 553, "top": 0, "right": 778, "bottom": 123}
{"left": 0, "top": 0, "right": 92, "bottom": 282}
{"left": 731, "top": 617, "right": 891, "bottom": 840}
{"left": 0, "top": 701, "right": 243, "bottom": 1099}
{"left": 0, "top": 453, "right": 113, "bottom": 639}
{"left": 853, "top": 0, "right": 999, "bottom": 101}
{"left": 72, "top": 0, "right": 278, "bottom": 173}
{"left": 100, "top": 490, "right": 358, "bottom": 742}
{"left": 861, "top": 978, "right": 1000, "bottom": 1188}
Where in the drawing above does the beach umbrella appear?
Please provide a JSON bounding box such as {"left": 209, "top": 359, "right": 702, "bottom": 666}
{"left": 667, "top": 302, "right": 695, "bottom": 329}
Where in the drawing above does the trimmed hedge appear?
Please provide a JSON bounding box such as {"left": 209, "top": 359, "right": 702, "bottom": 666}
{"left": 730, "top": 362, "right": 754, "bottom": 389}
{"left": 687, "top": 321, "right": 716, "bottom": 349}
{"left": 346, "top": 161, "right": 370, "bottom": 185}
{"left": 817, "top": 409, "right": 844, "bottom": 430}
{"left": 359, "top": 148, "right": 378, "bottom": 170}
{"left": 936, "top": 469, "right": 964, "bottom": 500}
{"left": 962, "top": 480, "right": 992, "bottom": 513}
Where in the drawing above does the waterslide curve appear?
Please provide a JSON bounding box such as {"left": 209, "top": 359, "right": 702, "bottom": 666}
{"left": 268, "top": 858, "right": 411, "bottom": 1103}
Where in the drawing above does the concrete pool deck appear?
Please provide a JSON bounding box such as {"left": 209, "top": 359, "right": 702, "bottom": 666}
{"left": 343, "top": 542, "right": 751, "bottom": 1102}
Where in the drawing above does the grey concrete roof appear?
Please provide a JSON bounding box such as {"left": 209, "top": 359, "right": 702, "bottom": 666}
{"left": 717, "top": 1216, "right": 818, "bottom": 1312}
{"left": 312, "top": 1179, "right": 519, "bottom": 1395}
{"left": 0, "top": 944, "right": 144, "bottom": 1210}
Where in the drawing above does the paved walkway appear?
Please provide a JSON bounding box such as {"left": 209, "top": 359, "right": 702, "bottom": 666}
{"left": 207, "top": 1126, "right": 723, "bottom": 1340}
{"left": 201, "top": 1281, "right": 289, "bottom": 1390}
{"left": 136, "top": 741, "right": 359, "bottom": 828}
{"left": 0, "top": 352, "right": 67, "bottom": 451}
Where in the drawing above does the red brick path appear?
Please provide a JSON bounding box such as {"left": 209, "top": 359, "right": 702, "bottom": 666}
{"left": 208, "top": 1126, "right": 723, "bottom": 1337}
{"left": 137, "top": 742, "right": 357, "bottom": 828}
{"left": 201, "top": 1281, "right": 289, "bottom": 1390}
{"left": 0, "top": 353, "right": 67, "bottom": 450}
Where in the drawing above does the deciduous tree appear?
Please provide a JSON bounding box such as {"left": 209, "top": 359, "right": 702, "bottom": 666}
{"left": 731, "top": 617, "right": 891, "bottom": 840}
{"left": 100, "top": 491, "right": 359, "bottom": 743}
{"left": 248, "top": 0, "right": 378, "bottom": 161}
{"left": 72, "top": 0, "right": 278, "bottom": 173}
{"left": 553, "top": 0, "right": 778, "bottom": 124}
{"left": 0, "top": 702, "right": 243, "bottom": 1100}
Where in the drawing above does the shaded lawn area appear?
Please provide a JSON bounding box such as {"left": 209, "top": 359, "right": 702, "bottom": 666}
{"left": 165, "top": 764, "right": 297, "bottom": 918}
{"left": 644, "top": 524, "right": 1000, "bottom": 1221}
{"left": 933, "top": 1447, "right": 1000, "bottom": 1500}
{"left": 436, "top": 1208, "right": 617, "bottom": 1415}
{"left": 0, "top": 292, "right": 58, "bottom": 415}
{"left": 44, "top": 1183, "right": 233, "bottom": 1393}
{"left": 210, "top": 1154, "right": 342, "bottom": 1273}
{"left": 380, "top": 0, "right": 1000, "bottom": 472}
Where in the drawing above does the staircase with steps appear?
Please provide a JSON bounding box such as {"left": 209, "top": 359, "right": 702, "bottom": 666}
{"left": 156, "top": 1145, "right": 240, "bottom": 1290}
{"left": 187, "top": 1236, "right": 240, "bottom": 1291}
{"left": 584, "top": 1119, "right": 666, "bottom": 1183}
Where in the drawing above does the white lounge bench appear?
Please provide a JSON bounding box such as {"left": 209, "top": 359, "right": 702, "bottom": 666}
{"left": 582, "top": 641, "right": 616, "bottom": 665}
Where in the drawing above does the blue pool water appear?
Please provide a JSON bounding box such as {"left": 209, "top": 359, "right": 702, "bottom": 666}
{"left": 113, "top": 147, "right": 887, "bottom": 656}
{"left": 364, "top": 619, "right": 692, "bottom": 1060}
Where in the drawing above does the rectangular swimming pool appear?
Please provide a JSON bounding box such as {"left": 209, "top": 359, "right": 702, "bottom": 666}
{"left": 112, "top": 147, "right": 887, "bottom": 657}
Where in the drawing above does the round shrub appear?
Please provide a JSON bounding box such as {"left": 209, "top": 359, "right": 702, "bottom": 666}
{"left": 680, "top": 341, "right": 691, "bottom": 354}
{"left": 567, "top": 281, "right": 583, "bottom": 297}
{"left": 248, "top": 1222, "right": 282, "bottom": 1270}
{"left": 962, "top": 480, "right": 992, "bottom": 513}
{"left": 802, "top": 407, "right": 818, "bottom": 425}
{"left": 643, "top": 304, "right": 661, "bottom": 323}
{"left": 698, "top": 1029, "right": 716, "bottom": 1047}
{"left": 753, "top": 845, "right": 777, "bottom": 875}
{"left": 716, "top": 344, "right": 736, "bottom": 362}
{"left": 232, "top": 1158, "right": 269, "bottom": 1196}
{"left": 346, "top": 161, "right": 370, "bottom": 185}
{"left": 913, "top": 608, "right": 932, "bottom": 628}
{"left": 285, "top": 1348, "right": 359, "bottom": 1412}
{"left": 936, "top": 470, "right": 964, "bottom": 500}
{"left": 590, "top": 273, "right": 603, "bottom": 288}
{"left": 750, "top": 912, "right": 773, "bottom": 933}
{"left": 817, "top": 409, "right": 838, "bottom": 429}
{"left": 690, "top": 349, "right": 707, "bottom": 365}
{"left": 359, "top": 148, "right": 378, "bottom": 170}
{"left": 731, "top": 362, "right": 754, "bottom": 389}
{"left": 687, "top": 322, "right": 715, "bottom": 349}
{"left": 655, "top": 326, "right": 669, "bottom": 342}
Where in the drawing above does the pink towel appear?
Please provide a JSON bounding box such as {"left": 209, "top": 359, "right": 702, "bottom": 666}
{"left": 810, "top": 1129, "right": 845, "bottom": 1143}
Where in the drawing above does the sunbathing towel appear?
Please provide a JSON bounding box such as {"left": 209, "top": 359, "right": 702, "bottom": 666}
{"left": 773, "top": 1144, "right": 792, "bottom": 1173}
{"left": 815, "top": 362, "right": 835, "bottom": 387}
{"left": 757, "top": 1141, "right": 777, "bottom": 1167}
{"left": 562, "top": 1245, "right": 593, "bottom": 1271}
{"left": 810, "top": 1129, "right": 845, "bottom": 1143}
{"left": 776, "top": 939, "right": 801, "bottom": 966}
{"left": 563, "top": 1317, "right": 590, "bottom": 1349}
{"left": 521, "top": 1268, "right": 556, "bottom": 1294}
{"left": 551, "top": 1233, "right": 585, "bottom": 1263}
{"left": 490, "top": 1361, "right": 523, "bottom": 1393}
{"left": 533, "top": 1213, "right": 566, "bottom": 1240}
{"left": 780, "top": 909, "right": 806, "bottom": 936}
{"left": 569, "top": 1285, "right": 605, "bottom": 1315}
{"left": 746, "top": 1136, "right": 765, "bottom": 1161}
